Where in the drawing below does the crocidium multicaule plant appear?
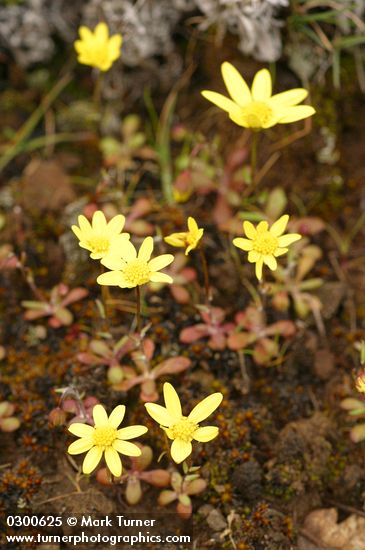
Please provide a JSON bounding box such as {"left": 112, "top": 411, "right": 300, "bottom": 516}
{"left": 164, "top": 217, "right": 204, "bottom": 256}
{"left": 74, "top": 22, "right": 122, "bottom": 72}
{"left": 72, "top": 210, "right": 130, "bottom": 264}
{"left": 202, "top": 62, "right": 315, "bottom": 129}
{"left": 67, "top": 404, "right": 148, "bottom": 477}
{"left": 97, "top": 237, "right": 174, "bottom": 288}
{"left": 145, "top": 383, "right": 223, "bottom": 464}
{"left": 233, "top": 215, "right": 301, "bottom": 280}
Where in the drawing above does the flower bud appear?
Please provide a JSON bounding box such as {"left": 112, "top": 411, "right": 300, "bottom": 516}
{"left": 48, "top": 407, "right": 67, "bottom": 427}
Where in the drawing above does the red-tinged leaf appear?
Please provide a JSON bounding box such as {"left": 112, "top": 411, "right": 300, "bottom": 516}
{"left": 181, "top": 267, "right": 197, "bottom": 283}
{"left": 176, "top": 500, "right": 192, "bottom": 519}
{"left": 140, "top": 380, "right": 158, "bottom": 402}
{"left": 253, "top": 338, "right": 279, "bottom": 365}
{"left": 127, "top": 220, "right": 154, "bottom": 236}
{"left": 265, "top": 320, "right": 296, "bottom": 338}
{"left": 212, "top": 194, "right": 234, "bottom": 226}
{"left": 142, "top": 338, "right": 155, "bottom": 360}
{"left": 186, "top": 478, "right": 207, "bottom": 495}
{"left": 226, "top": 147, "right": 248, "bottom": 173}
{"left": 158, "top": 490, "right": 177, "bottom": 506}
{"left": 289, "top": 216, "right": 325, "bottom": 235}
{"left": 90, "top": 339, "right": 112, "bottom": 358}
{"left": 153, "top": 357, "right": 191, "bottom": 377}
{"left": 236, "top": 306, "right": 264, "bottom": 332}
{"left": 112, "top": 373, "right": 144, "bottom": 392}
{"left": 126, "top": 477, "right": 142, "bottom": 505}
{"left": 209, "top": 333, "right": 227, "bottom": 350}
{"left": 200, "top": 306, "right": 226, "bottom": 325}
{"left": 77, "top": 352, "right": 109, "bottom": 366}
{"left": 227, "top": 332, "right": 253, "bottom": 350}
{"left": 140, "top": 469, "right": 171, "bottom": 487}
{"left": 180, "top": 325, "right": 210, "bottom": 343}
{"left": 53, "top": 307, "right": 73, "bottom": 326}
{"left": 23, "top": 308, "right": 50, "bottom": 320}
{"left": 0, "top": 417, "right": 20, "bottom": 432}
{"left": 350, "top": 423, "right": 365, "bottom": 443}
{"left": 170, "top": 285, "right": 191, "bottom": 304}
{"left": 340, "top": 398, "right": 365, "bottom": 411}
{"left": 61, "top": 287, "right": 88, "bottom": 307}
{"left": 129, "top": 197, "right": 153, "bottom": 219}
{"left": 48, "top": 317, "right": 62, "bottom": 328}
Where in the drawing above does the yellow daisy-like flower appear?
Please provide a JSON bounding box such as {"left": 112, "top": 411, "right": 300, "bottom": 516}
{"left": 71, "top": 210, "right": 130, "bottom": 263}
{"left": 145, "top": 383, "right": 223, "bottom": 464}
{"left": 202, "top": 62, "right": 315, "bottom": 129}
{"left": 355, "top": 370, "right": 365, "bottom": 394}
{"left": 164, "top": 217, "right": 204, "bottom": 256}
{"left": 67, "top": 404, "right": 148, "bottom": 477}
{"left": 74, "top": 22, "right": 122, "bottom": 72}
{"left": 233, "top": 215, "right": 301, "bottom": 280}
{"left": 97, "top": 237, "right": 174, "bottom": 288}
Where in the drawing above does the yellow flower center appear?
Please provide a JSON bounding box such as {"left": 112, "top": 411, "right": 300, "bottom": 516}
{"left": 123, "top": 259, "right": 151, "bottom": 286}
{"left": 169, "top": 417, "right": 198, "bottom": 443}
{"left": 93, "top": 425, "right": 117, "bottom": 447}
{"left": 242, "top": 101, "right": 273, "bottom": 128}
{"left": 87, "top": 236, "right": 110, "bottom": 255}
{"left": 252, "top": 232, "right": 278, "bottom": 255}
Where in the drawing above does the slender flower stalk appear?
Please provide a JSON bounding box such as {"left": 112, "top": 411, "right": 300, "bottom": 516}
{"left": 145, "top": 383, "right": 223, "bottom": 464}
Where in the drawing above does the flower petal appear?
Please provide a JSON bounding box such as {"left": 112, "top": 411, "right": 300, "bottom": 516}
{"left": 78, "top": 215, "right": 92, "bottom": 236}
{"left": 82, "top": 446, "right": 103, "bottom": 474}
{"left": 193, "top": 426, "right": 219, "bottom": 442}
{"left": 278, "top": 105, "right": 315, "bottom": 123}
{"left": 163, "top": 383, "right": 182, "bottom": 419}
{"left": 270, "top": 215, "right": 289, "bottom": 237}
{"left": 105, "top": 446, "right": 122, "bottom": 477}
{"left": 187, "top": 217, "right": 199, "bottom": 232}
{"left": 68, "top": 423, "right": 94, "bottom": 438}
{"left": 101, "top": 256, "right": 126, "bottom": 270}
{"left": 97, "top": 271, "right": 125, "bottom": 286}
{"left": 221, "top": 62, "right": 251, "bottom": 106}
{"left": 138, "top": 237, "right": 154, "bottom": 261}
{"left": 148, "top": 254, "right": 174, "bottom": 272}
{"left": 144, "top": 403, "right": 176, "bottom": 427}
{"left": 248, "top": 250, "right": 261, "bottom": 263}
{"left": 257, "top": 221, "right": 269, "bottom": 234}
{"left": 68, "top": 438, "right": 94, "bottom": 455}
{"left": 121, "top": 239, "right": 137, "bottom": 262}
{"left": 95, "top": 22, "right": 109, "bottom": 41}
{"left": 188, "top": 393, "right": 223, "bottom": 423}
{"left": 251, "top": 69, "right": 272, "bottom": 101}
{"left": 106, "top": 214, "right": 125, "bottom": 236}
{"left": 149, "top": 272, "right": 173, "bottom": 284}
{"left": 108, "top": 405, "right": 126, "bottom": 428}
{"left": 201, "top": 91, "right": 242, "bottom": 116}
{"left": 255, "top": 258, "right": 264, "bottom": 280}
{"left": 92, "top": 210, "right": 107, "bottom": 231}
{"left": 170, "top": 439, "right": 192, "bottom": 464}
{"left": 79, "top": 26, "right": 93, "bottom": 41}
{"left": 113, "top": 440, "right": 142, "bottom": 457}
{"left": 117, "top": 425, "right": 148, "bottom": 440}
{"left": 232, "top": 237, "right": 253, "bottom": 251}
{"left": 264, "top": 255, "right": 277, "bottom": 270}
{"left": 274, "top": 247, "right": 288, "bottom": 257}
{"left": 269, "top": 88, "right": 308, "bottom": 107}
{"left": 92, "top": 404, "right": 108, "bottom": 427}
{"left": 71, "top": 225, "right": 83, "bottom": 241}
{"left": 243, "top": 221, "right": 257, "bottom": 239}
{"left": 278, "top": 233, "right": 301, "bottom": 247}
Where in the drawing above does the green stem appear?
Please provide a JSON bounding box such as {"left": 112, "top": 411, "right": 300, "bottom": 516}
{"left": 135, "top": 285, "right": 142, "bottom": 333}
{"left": 199, "top": 247, "right": 211, "bottom": 304}
{"left": 93, "top": 70, "right": 104, "bottom": 110}
{"left": 250, "top": 131, "right": 259, "bottom": 189}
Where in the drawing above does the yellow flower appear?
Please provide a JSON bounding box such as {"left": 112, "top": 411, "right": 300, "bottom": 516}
{"left": 233, "top": 215, "right": 301, "bottom": 280}
{"left": 145, "top": 383, "right": 223, "bottom": 464}
{"left": 164, "top": 217, "right": 204, "bottom": 255}
{"left": 74, "top": 22, "right": 122, "bottom": 72}
{"left": 202, "top": 62, "right": 315, "bottom": 129}
{"left": 68, "top": 404, "right": 148, "bottom": 477}
{"left": 71, "top": 210, "right": 130, "bottom": 263}
{"left": 97, "top": 236, "right": 174, "bottom": 288}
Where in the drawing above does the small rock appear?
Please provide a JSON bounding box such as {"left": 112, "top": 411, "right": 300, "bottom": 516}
{"left": 232, "top": 460, "right": 263, "bottom": 502}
